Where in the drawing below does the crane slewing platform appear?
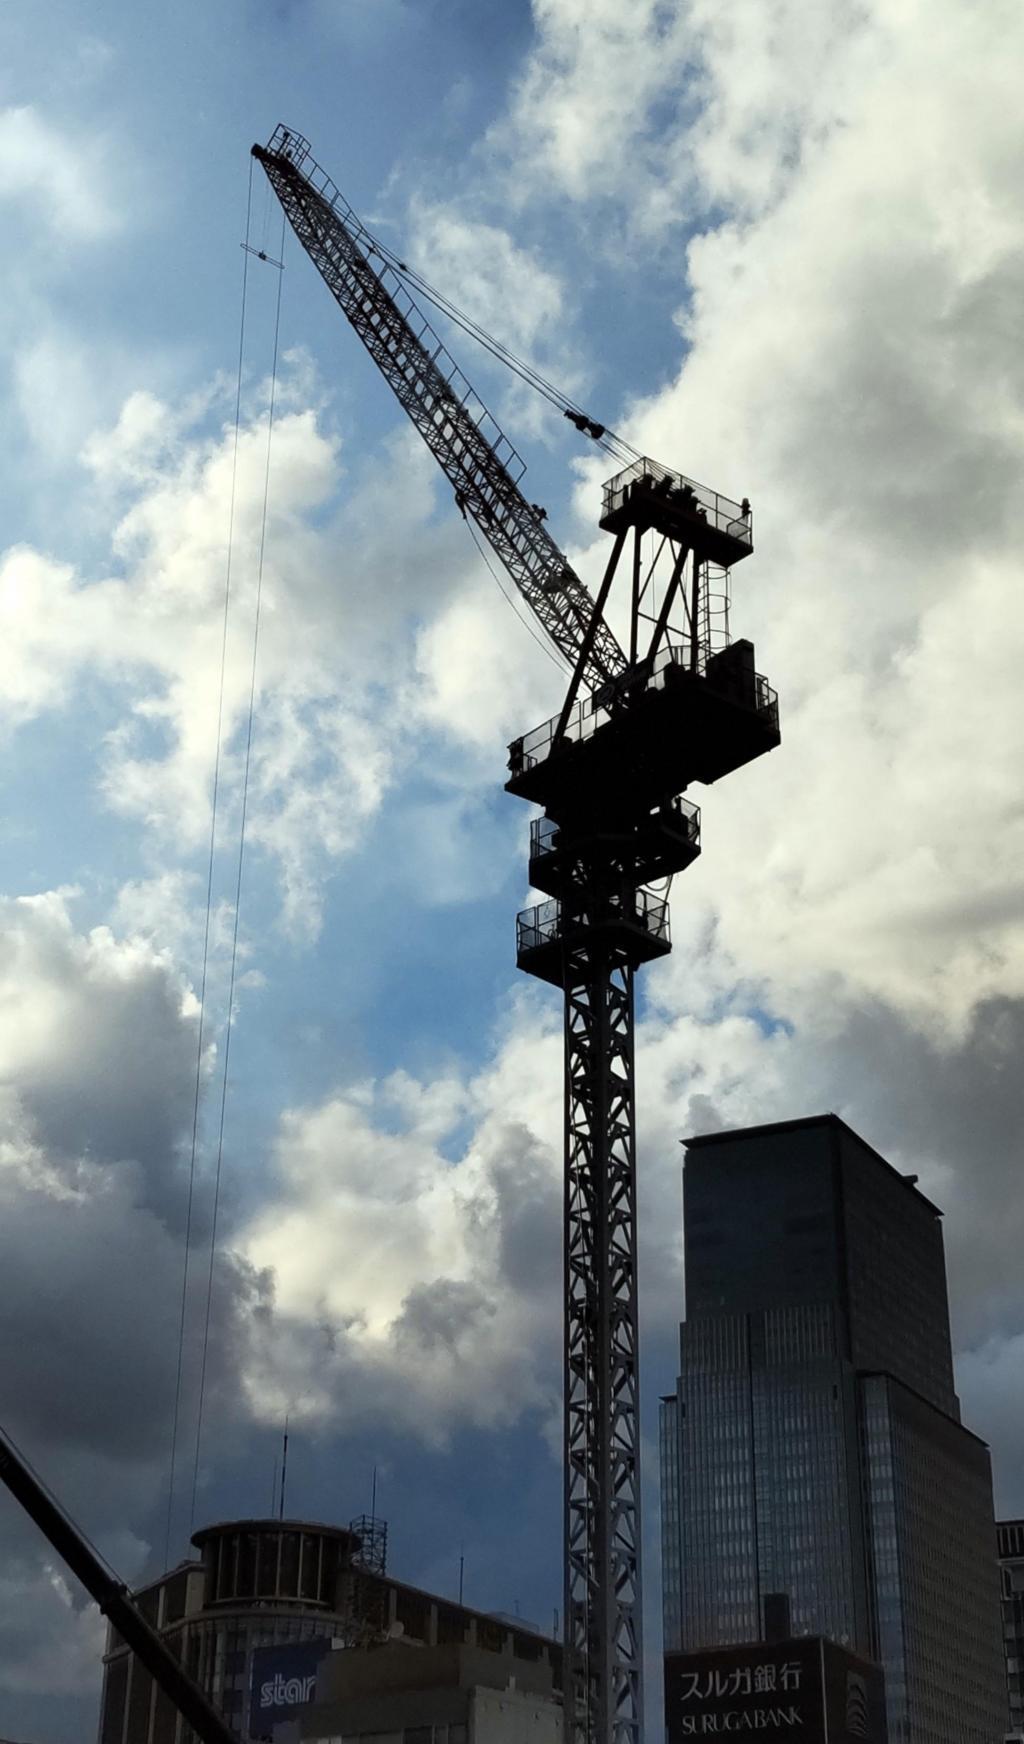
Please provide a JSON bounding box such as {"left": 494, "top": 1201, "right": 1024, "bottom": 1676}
{"left": 252, "top": 124, "right": 780, "bottom": 1744}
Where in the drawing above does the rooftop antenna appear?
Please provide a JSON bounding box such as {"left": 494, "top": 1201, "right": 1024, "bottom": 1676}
{"left": 459, "top": 1548, "right": 465, "bottom": 1605}
{"left": 278, "top": 1416, "right": 289, "bottom": 1522}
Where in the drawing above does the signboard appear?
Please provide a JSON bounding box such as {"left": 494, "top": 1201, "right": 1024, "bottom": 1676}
{"left": 820, "top": 1639, "right": 887, "bottom": 1741}
{"left": 248, "top": 1638, "right": 331, "bottom": 1739}
{"left": 665, "top": 1637, "right": 886, "bottom": 1742}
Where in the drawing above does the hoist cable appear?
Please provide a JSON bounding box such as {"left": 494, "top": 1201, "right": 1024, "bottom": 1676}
{"left": 189, "top": 212, "right": 286, "bottom": 1532}
{"left": 365, "top": 231, "right": 580, "bottom": 414}
{"left": 463, "top": 515, "right": 572, "bottom": 678}
{"left": 355, "top": 228, "right": 642, "bottom": 469}
{"left": 163, "top": 156, "right": 255, "bottom": 1570}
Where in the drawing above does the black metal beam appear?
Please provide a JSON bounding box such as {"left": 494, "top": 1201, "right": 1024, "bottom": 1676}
{"left": 0, "top": 1427, "right": 237, "bottom": 1744}
{"left": 552, "top": 530, "right": 627, "bottom": 752}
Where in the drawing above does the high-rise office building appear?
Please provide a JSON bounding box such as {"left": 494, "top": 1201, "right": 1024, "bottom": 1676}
{"left": 659, "top": 1114, "right": 1006, "bottom": 1744}
{"left": 997, "top": 1519, "right": 1024, "bottom": 1738}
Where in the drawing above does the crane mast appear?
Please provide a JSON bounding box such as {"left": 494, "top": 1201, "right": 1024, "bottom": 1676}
{"left": 255, "top": 125, "right": 781, "bottom": 1744}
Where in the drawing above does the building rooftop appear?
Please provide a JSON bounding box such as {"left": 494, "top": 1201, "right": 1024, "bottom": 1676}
{"left": 115, "top": 1518, "right": 559, "bottom": 1661}
{"left": 191, "top": 1516, "right": 360, "bottom": 1547}
{"left": 682, "top": 1111, "right": 944, "bottom": 1217}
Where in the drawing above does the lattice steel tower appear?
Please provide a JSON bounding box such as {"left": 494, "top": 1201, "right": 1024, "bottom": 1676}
{"left": 254, "top": 125, "right": 781, "bottom": 1744}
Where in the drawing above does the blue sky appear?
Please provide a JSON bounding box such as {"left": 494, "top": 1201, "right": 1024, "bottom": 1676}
{"left": 3, "top": 0, "right": 1024, "bottom": 1738}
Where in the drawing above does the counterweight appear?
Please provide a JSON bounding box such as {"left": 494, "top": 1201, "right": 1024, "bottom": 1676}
{"left": 255, "top": 125, "right": 781, "bottom": 1744}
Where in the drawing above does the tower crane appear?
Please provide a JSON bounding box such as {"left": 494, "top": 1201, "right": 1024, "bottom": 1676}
{"left": 253, "top": 125, "right": 780, "bottom": 1744}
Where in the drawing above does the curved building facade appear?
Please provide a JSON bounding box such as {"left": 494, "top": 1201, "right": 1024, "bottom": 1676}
{"left": 100, "top": 1518, "right": 362, "bottom": 1744}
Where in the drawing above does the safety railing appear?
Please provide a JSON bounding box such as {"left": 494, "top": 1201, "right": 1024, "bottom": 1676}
{"left": 528, "top": 798, "right": 700, "bottom": 863}
{"left": 516, "top": 890, "right": 670, "bottom": 954}
{"left": 602, "top": 457, "right": 752, "bottom": 550}
{"left": 529, "top": 817, "right": 561, "bottom": 861}
{"left": 269, "top": 124, "right": 311, "bottom": 168}
{"left": 509, "top": 643, "right": 778, "bottom": 775}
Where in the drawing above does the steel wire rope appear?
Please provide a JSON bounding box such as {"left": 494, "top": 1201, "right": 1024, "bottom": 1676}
{"left": 188, "top": 211, "right": 287, "bottom": 1534}
{"left": 162, "top": 157, "right": 255, "bottom": 1570}
{"left": 353, "top": 228, "right": 642, "bottom": 468}
{"left": 462, "top": 515, "right": 572, "bottom": 678}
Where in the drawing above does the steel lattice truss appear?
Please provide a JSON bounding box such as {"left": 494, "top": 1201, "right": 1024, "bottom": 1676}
{"left": 253, "top": 129, "right": 626, "bottom": 694}
{"left": 563, "top": 939, "right": 643, "bottom": 1744}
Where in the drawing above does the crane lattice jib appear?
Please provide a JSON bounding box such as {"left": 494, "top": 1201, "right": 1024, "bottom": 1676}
{"left": 253, "top": 129, "right": 627, "bottom": 693}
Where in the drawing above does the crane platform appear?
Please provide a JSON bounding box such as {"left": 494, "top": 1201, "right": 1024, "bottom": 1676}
{"left": 527, "top": 799, "right": 701, "bottom": 898}
{"left": 507, "top": 640, "right": 779, "bottom": 822}
{"left": 599, "top": 458, "right": 753, "bottom": 569}
{"left": 516, "top": 892, "right": 671, "bottom": 987}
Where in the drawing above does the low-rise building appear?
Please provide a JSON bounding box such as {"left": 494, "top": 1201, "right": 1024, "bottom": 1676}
{"left": 273, "top": 1640, "right": 561, "bottom": 1744}
{"left": 98, "top": 1516, "right": 560, "bottom": 1744}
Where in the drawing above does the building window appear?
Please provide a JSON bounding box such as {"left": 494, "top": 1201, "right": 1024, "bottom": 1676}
{"left": 300, "top": 1533, "right": 322, "bottom": 1602}
{"left": 258, "top": 1528, "right": 280, "bottom": 1597}
{"left": 280, "top": 1530, "right": 301, "bottom": 1596}
{"left": 237, "top": 1531, "right": 258, "bottom": 1598}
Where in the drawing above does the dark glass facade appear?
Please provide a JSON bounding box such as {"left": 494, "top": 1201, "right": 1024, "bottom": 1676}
{"left": 668, "top": 1304, "right": 870, "bottom": 1656}
{"left": 682, "top": 1117, "right": 956, "bottom": 1416}
{"left": 660, "top": 1114, "right": 1006, "bottom": 1744}
{"left": 861, "top": 1375, "right": 1006, "bottom": 1743}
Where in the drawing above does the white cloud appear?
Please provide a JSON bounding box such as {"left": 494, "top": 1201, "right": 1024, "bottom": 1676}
{"left": 239, "top": 1035, "right": 563, "bottom": 1441}
{"left": 403, "top": 199, "right": 583, "bottom": 433}
{"left": 3, "top": 16, "right": 1024, "bottom": 1704}
{"left": 413, "top": 573, "right": 564, "bottom": 763}
{"left": 231, "top": 953, "right": 1024, "bottom": 1484}
{"left": 458, "top": 0, "right": 1024, "bottom": 1044}
{"left": 0, "top": 345, "right": 583, "bottom": 934}
{"left": 0, "top": 105, "right": 122, "bottom": 239}
{"left": 0, "top": 889, "right": 277, "bottom": 1514}
{"left": 1, "top": 375, "right": 486, "bottom": 934}
{"left": 0, "top": 1561, "right": 105, "bottom": 1697}
{"left": 231, "top": 0, "right": 1024, "bottom": 1485}
{"left": 407, "top": 204, "right": 565, "bottom": 358}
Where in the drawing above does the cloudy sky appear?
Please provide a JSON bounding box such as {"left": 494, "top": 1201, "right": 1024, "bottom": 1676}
{"left": 1, "top": 0, "right": 1023, "bottom": 1736}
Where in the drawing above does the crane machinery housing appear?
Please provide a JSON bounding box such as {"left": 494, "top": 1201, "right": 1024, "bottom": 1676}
{"left": 253, "top": 124, "right": 780, "bottom": 1744}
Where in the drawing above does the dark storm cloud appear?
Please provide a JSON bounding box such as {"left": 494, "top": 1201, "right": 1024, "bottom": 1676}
{"left": 485, "top": 1122, "right": 561, "bottom": 1296}
{"left": 0, "top": 896, "right": 200, "bottom": 1232}
{"left": 392, "top": 1278, "right": 496, "bottom": 1355}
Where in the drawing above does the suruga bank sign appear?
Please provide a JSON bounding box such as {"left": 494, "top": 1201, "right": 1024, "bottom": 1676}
{"left": 675, "top": 1660, "right": 802, "bottom": 1736}
{"left": 664, "top": 1636, "right": 885, "bottom": 1744}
